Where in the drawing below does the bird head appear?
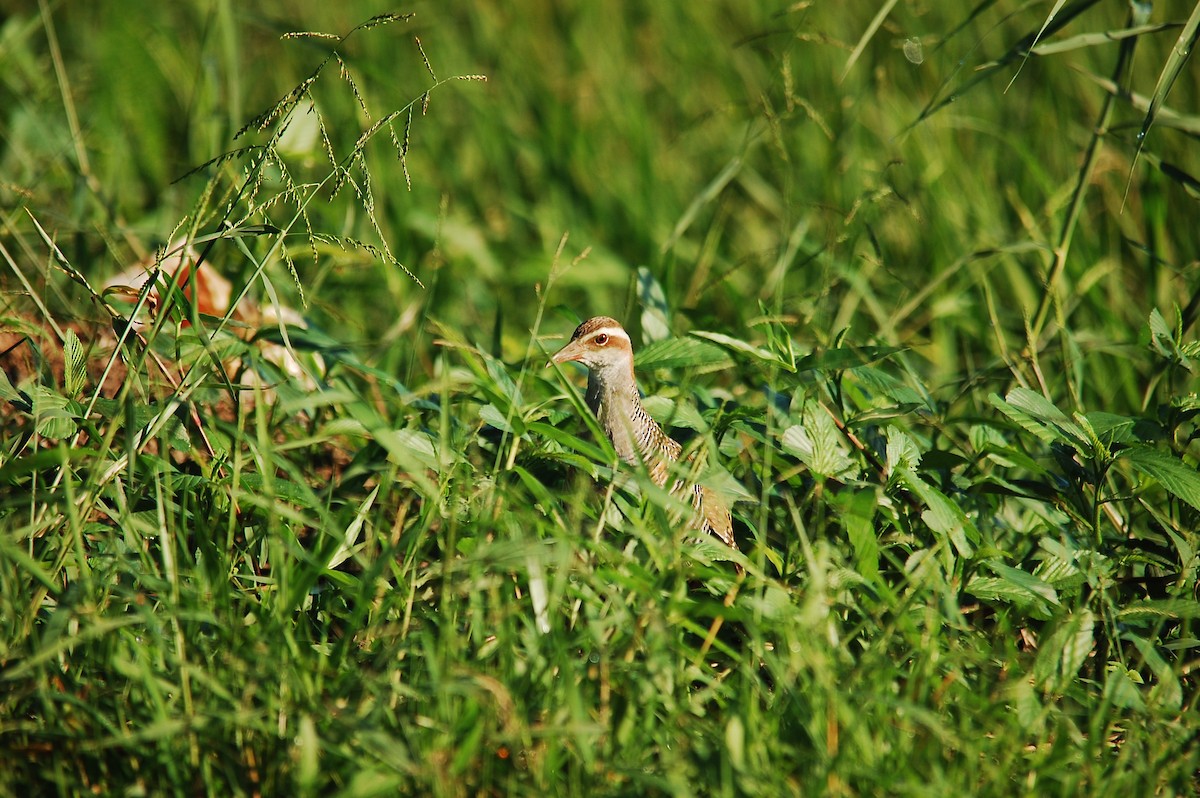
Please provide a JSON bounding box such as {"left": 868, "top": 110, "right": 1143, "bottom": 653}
{"left": 550, "top": 316, "right": 635, "bottom": 381}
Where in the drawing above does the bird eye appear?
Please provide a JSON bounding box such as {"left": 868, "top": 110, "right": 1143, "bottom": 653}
{"left": 594, "top": 333, "right": 609, "bottom": 346}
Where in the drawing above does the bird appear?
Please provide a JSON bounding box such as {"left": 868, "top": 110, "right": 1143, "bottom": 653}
{"left": 549, "top": 316, "right": 738, "bottom": 557}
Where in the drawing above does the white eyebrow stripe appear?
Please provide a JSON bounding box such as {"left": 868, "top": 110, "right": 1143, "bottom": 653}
{"left": 585, "top": 327, "right": 631, "bottom": 343}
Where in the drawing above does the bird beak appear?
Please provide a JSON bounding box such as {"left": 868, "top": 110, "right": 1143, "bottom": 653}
{"left": 548, "top": 340, "right": 584, "bottom": 368}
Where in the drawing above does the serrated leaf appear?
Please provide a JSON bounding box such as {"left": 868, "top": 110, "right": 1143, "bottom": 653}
{"left": 1081, "top": 411, "right": 1138, "bottom": 445}
{"left": 848, "top": 364, "right": 926, "bottom": 408}
{"left": 637, "top": 337, "right": 733, "bottom": 371}
{"left": 779, "top": 402, "right": 856, "bottom": 480}
{"left": 992, "top": 562, "right": 1059, "bottom": 606}
{"left": 63, "top": 329, "right": 86, "bottom": 398}
{"left": 1123, "top": 445, "right": 1200, "bottom": 511}
{"left": 991, "top": 388, "right": 1088, "bottom": 449}
{"left": 692, "top": 330, "right": 795, "bottom": 371}
{"left": 30, "top": 386, "right": 79, "bottom": 440}
{"left": 1117, "top": 599, "right": 1200, "bottom": 621}
{"left": 885, "top": 426, "right": 921, "bottom": 471}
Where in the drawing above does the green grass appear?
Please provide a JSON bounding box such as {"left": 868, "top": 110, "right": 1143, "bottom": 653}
{"left": 2, "top": 2, "right": 1200, "bottom": 795}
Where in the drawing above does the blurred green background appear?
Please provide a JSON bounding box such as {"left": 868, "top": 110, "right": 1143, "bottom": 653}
{"left": 5, "top": 0, "right": 1196, "bottom": 402}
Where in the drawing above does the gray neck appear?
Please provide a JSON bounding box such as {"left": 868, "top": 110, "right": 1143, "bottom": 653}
{"left": 586, "top": 371, "right": 641, "bottom": 464}
{"left": 585, "top": 369, "right": 676, "bottom": 470}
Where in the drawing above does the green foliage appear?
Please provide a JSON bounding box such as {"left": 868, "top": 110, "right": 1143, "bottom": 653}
{"left": 2, "top": 2, "right": 1200, "bottom": 796}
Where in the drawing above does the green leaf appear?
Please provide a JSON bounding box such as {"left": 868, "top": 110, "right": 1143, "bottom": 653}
{"left": 480, "top": 403, "right": 525, "bottom": 435}
{"left": 794, "top": 345, "right": 908, "bottom": 373}
{"left": 992, "top": 562, "right": 1058, "bottom": 607}
{"left": 1033, "top": 609, "right": 1092, "bottom": 690}
{"left": 1117, "top": 599, "right": 1200, "bottom": 621}
{"left": 637, "top": 266, "right": 670, "bottom": 344}
{"left": 692, "top": 330, "right": 795, "bottom": 372}
{"left": 885, "top": 426, "right": 922, "bottom": 472}
{"left": 1132, "top": 4, "right": 1200, "bottom": 167}
{"left": 897, "top": 467, "right": 978, "bottom": 557}
{"left": 832, "top": 488, "right": 879, "bottom": 582}
{"left": 847, "top": 364, "right": 926, "bottom": 409}
{"left": 0, "top": 367, "right": 29, "bottom": 409}
{"left": 1081, "top": 411, "right": 1138, "bottom": 445}
{"left": 779, "top": 401, "right": 856, "bottom": 480}
{"left": 1123, "top": 445, "right": 1200, "bottom": 511}
{"left": 377, "top": 428, "right": 441, "bottom": 472}
{"left": 326, "top": 485, "right": 378, "bottom": 570}
{"left": 1104, "top": 668, "right": 1146, "bottom": 711}
{"left": 1126, "top": 633, "right": 1183, "bottom": 710}
{"left": 637, "top": 336, "right": 733, "bottom": 372}
{"left": 641, "top": 396, "right": 707, "bottom": 433}
{"left": 1030, "top": 23, "right": 1177, "bottom": 57}
{"left": 63, "top": 328, "right": 86, "bottom": 398}
{"left": 990, "top": 388, "right": 1086, "bottom": 449}
{"left": 30, "top": 385, "right": 79, "bottom": 440}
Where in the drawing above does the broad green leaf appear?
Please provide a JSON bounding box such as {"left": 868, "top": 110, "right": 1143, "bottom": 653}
{"left": 885, "top": 426, "right": 921, "bottom": 472}
{"left": 641, "top": 396, "right": 707, "bottom": 433}
{"left": 692, "top": 330, "right": 795, "bottom": 371}
{"left": 1148, "top": 307, "right": 1175, "bottom": 359}
{"left": 847, "top": 364, "right": 925, "bottom": 409}
{"left": 1081, "top": 411, "right": 1138, "bottom": 445}
{"left": 1117, "top": 599, "right": 1200, "bottom": 621}
{"left": 779, "top": 401, "right": 856, "bottom": 480}
{"left": 377, "top": 427, "right": 441, "bottom": 473}
{"left": 480, "top": 403, "right": 525, "bottom": 435}
{"left": 990, "top": 388, "right": 1087, "bottom": 450}
{"left": 30, "top": 385, "right": 79, "bottom": 440}
{"left": 898, "top": 468, "right": 977, "bottom": 556}
{"left": 831, "top": 488, "right": 879, "bottom": 582}
{"left": 1123, "top": 445, "right": 1200, "bottom": 511}
{"left": 637, "top": 336, "right": 733, "bottom": 372}
{"left": 991, "top": 562, "right": 1059, "bottom": 608}
{"left": 1105, "top": 667, "right": 1147, "bottom": 710}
